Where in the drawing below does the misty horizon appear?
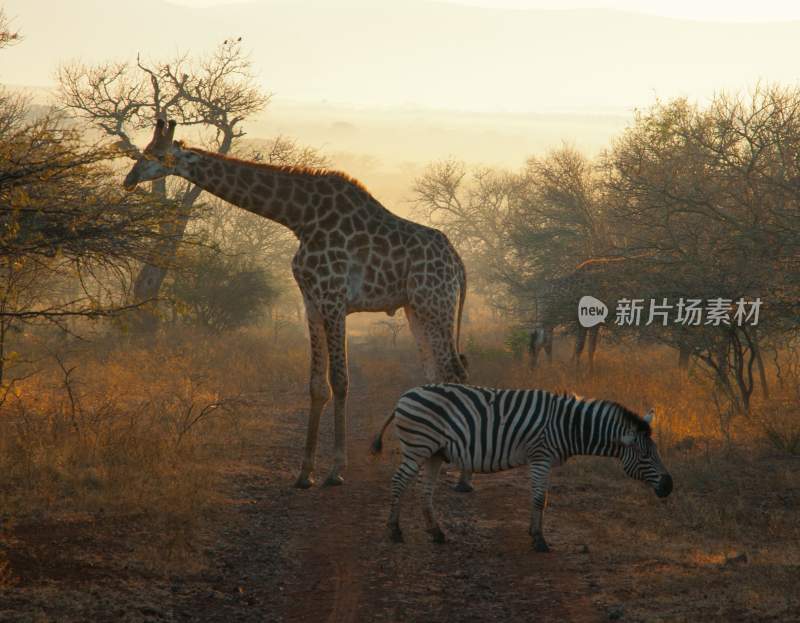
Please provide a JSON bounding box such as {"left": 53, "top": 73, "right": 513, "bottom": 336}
{"left": 3, "top": 0, "right": 800, "bottom": 114}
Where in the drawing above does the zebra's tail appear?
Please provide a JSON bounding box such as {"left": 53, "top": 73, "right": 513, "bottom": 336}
{"left": 370, "top": 412, "right": 395, "bottom": 455}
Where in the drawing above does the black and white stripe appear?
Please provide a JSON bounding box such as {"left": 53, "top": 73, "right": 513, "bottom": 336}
{"left": 372, "top": 383, "right": 673, "bottom": 550}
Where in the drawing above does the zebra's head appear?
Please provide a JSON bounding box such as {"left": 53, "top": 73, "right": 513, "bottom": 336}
{"left": 619, "top": 409, "right": 673, "bottom": 498}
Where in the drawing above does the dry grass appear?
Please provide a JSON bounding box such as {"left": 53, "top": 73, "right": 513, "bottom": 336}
{"left": 464, "top": 331, "right": 800, "bottom": 621}
{"left": 0, "top": 327, "right": 308, "bottom": 574}
{"left": 1, "top": 323, "right": 798, "bottom": 619}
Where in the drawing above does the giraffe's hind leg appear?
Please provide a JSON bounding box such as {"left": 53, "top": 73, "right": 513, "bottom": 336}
{"left": 423, "top": 319, "right": 474, "bottom": 492}
{"left": 409, "top": 294, "right": 472, "bottom": 492}
{"left": 429, "top": 317, "right": 474, "bottom": 492}
{"left": 573, "top": 327, "right": 587, "bottom": 377}
{"left": 422, "top": 454, "right": 446, "bottom": 543}
{"left": 587, "top": 326, "right": 600, "bottom": 375}
{"left": 405, "top": 305, "right": 436, "bottom": 382}
{"left": 388, "top": 458, "right": 420, "bottom": 543}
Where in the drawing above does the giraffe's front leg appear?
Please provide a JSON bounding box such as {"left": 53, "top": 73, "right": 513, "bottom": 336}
{"left": 323, "top": 308, "right": 348, "bottom": 487}
{"left": 295, "top": 316, "right": 330, "bottom": 489}
{"left": 529, "top": 458, "right": 552, "bottom": 552}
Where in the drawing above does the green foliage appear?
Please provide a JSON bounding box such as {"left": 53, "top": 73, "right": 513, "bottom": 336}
{"left": 168, "top": 248, "right": 281, "bottom": 332}
{"left": 504, "top": 325, "right": 530, "bottom": 360}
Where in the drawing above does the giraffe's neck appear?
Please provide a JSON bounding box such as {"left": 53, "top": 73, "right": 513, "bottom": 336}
{"left": 173, "top": 146, "right": 317, "bottom": 235}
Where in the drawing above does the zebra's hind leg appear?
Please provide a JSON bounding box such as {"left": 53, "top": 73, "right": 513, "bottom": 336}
{"left": 528, "top": 458, "right": 552, "bottom": 552}
{"left": 422, "top": 454, "right": 446, "bottom": 543}
{"left": 453, "top": 469, "right": 474, "bottom": 493}
{"left": 388, "top": 459, "right": 420, "bottom": 543}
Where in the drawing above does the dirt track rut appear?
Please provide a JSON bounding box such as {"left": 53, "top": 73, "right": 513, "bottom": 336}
{"left": 177, "top": 388, "right": 604, "bottom": 623}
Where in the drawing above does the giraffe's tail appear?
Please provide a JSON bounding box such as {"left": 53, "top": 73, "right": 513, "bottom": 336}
{"left": 455, "top": 263, "right": 468, "bottom": 376}
{"left": 370, "top": 412, "right": 395, "bottom": 456}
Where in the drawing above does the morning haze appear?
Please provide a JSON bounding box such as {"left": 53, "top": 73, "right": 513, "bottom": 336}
{"left": 2, "top": 1, "right": 800, "bottom": 620}
{"left": 5, "top": 0, "right": 798, "bottom": 209}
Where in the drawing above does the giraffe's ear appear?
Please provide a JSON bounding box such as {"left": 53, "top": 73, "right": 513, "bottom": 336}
{"left": 643, "top": 408, "right": 654, "bottom": 424}
{"left": 109, "top": 140, "right": 138, "bottom": 157}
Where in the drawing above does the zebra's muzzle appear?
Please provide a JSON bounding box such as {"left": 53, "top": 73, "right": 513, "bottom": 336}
{"left": 655, "top": 474, "right": 673, "bottom": 498}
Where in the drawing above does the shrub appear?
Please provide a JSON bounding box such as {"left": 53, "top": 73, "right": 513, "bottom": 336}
{"left": 168, "top": 248, "right": 281, "bottom": 332}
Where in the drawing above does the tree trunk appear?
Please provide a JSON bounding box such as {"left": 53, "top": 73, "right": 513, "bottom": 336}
{"left": 753, "top": 333, "right": 770, "bottom": 399}
{"left": 678, "top": 342, "right": 691, "bottom": 371}
{"left": 130, "top": 180, "right": 202, "bottom": 332}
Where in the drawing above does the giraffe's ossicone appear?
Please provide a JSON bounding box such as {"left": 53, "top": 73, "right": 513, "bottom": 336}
{"left": 123, "top": 118, "right": 470, "bottom": 489}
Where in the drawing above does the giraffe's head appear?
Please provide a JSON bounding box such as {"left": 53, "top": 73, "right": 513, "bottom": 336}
{"left": 619, "top": 408, "right": 673, "bottom": 498}
{"left": 123, "top": 118, "right": 180, "bottom": 191}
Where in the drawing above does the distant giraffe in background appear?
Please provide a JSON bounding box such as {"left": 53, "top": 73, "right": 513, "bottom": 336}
{"left": 529, "top": 265, "right": 602, "bottom": 374}
{"left": 123, "top": 119, "right": 469, "bottom": 489}
{"left": 529, "top": 263, "right": 707, "bottom": 375}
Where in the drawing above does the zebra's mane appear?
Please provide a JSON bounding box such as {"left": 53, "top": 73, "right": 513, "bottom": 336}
{"left": 609, "top": 401, "right": 652, "bottom": 436}
{"left": 559, "top": 392, "right": 652, "bottom": 436}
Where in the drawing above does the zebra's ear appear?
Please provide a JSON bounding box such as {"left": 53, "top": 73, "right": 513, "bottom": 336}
{"left": 620, "top": 431, "right": 637, "bottom": 446}
{"left": 643, "top": 408, "right": 655, "bottom": 424}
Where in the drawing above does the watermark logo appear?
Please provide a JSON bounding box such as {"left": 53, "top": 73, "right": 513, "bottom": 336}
{"left": 578, "top": 295, "right": 608, "bottom": 328}
{"left": 577, "top": 296, "right": 762, "bottom": 327}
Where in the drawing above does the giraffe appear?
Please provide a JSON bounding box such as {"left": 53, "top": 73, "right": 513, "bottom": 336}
{"left": 528, "top": 263, "right": 604, "bottom": 374}
{"left": 122, "top": 119, "right": 470, "bottom": 488}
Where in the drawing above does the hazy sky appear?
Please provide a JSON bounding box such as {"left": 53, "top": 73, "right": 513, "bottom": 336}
{"left": 3, "top": 0, "right": 800, "bottom": 113}
{"left": 171, "top": 0, "right": 800, "bottom": 22}
{"left": 446, "top": 0, "right": 800, "bottom": 22}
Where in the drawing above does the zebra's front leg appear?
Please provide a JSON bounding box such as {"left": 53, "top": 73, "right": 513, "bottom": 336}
{"left": 529, "top": 459, "right": 552, "bottom": 552}
{"left": 453, "top": 468, "right": 474, "bottom": 493}
{"left": 422, "top": 455, "right": 446, "bottom": 543}
{"left": 388, "top": 459, "right": 420, "bottom": 543}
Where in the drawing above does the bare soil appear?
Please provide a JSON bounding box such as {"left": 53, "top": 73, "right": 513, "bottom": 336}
{"left": 1, "top": 380, "right": 798, "bottom": 622}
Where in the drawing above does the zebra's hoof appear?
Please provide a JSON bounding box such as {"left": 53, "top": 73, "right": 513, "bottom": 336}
{"left": 294, "top": 475, "right": 315, "bottom": 489}
{"left": 322, "top": 473, "right": 344, "bottom": 487}
{"left": 532, "top": 536, "right": 550, "bottom": 553}
{"left": 453, "top": 481, "right": 474, "bottom": 493}
{"left": 389, "top": 527, "right": 404, "bottom": 543}
{"left": 429, "top": 527, "right": 447, "bottom": 544}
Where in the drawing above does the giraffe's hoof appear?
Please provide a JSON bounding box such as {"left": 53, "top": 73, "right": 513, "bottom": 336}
{"left": 389, "top": 527, "right": 404, "bottom": 543}
{"left": 294, "top": 475, "right": 315, "bottom": 489}
{"left": 532, "top": 535, "right": 550, "bottom": 553}
{"left": 429, "top": 527, "right": 447, "bottom": 544}
{"left": 453, "top": 481, "right": 474, "bottom": 493}
{"left": 322, "top": 473, "right": 345, "bottom": 487}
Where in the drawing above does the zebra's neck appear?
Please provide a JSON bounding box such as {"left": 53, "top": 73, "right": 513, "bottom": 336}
{"left": 549, "top": 395, "right": 627, "bottom": 459}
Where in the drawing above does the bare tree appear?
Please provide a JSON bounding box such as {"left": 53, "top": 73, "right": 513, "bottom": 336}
{"left": 57, "top": 41, "right": 270, "bottom": 330}
{"left": 412, "top": 159, "right": 529, "bottom": 310}
{"left": 0, "top": 8, "right": 20, "bottom": 49}
{"left": 603, "top": 86, "right": 800, "bottom": 412}
{"left": 413, "top": 147, "right": 607, "bottom": 321}
{"left": 374, "top": 317, "right": 405, "bottom": 348}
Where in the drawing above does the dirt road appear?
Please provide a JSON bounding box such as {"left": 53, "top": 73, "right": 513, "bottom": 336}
{"left": 163, "top": 387, "right": 604, "bottom": 623}
{"left": 4, "top": 357, "right": 798, "bottom": 621}
{"left": 0, "top": 384, "right": 622, "bottom": 622}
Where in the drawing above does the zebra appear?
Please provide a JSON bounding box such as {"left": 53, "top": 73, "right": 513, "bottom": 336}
{"left": 371, "top": 384, "right": 673, "bottom": 551}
